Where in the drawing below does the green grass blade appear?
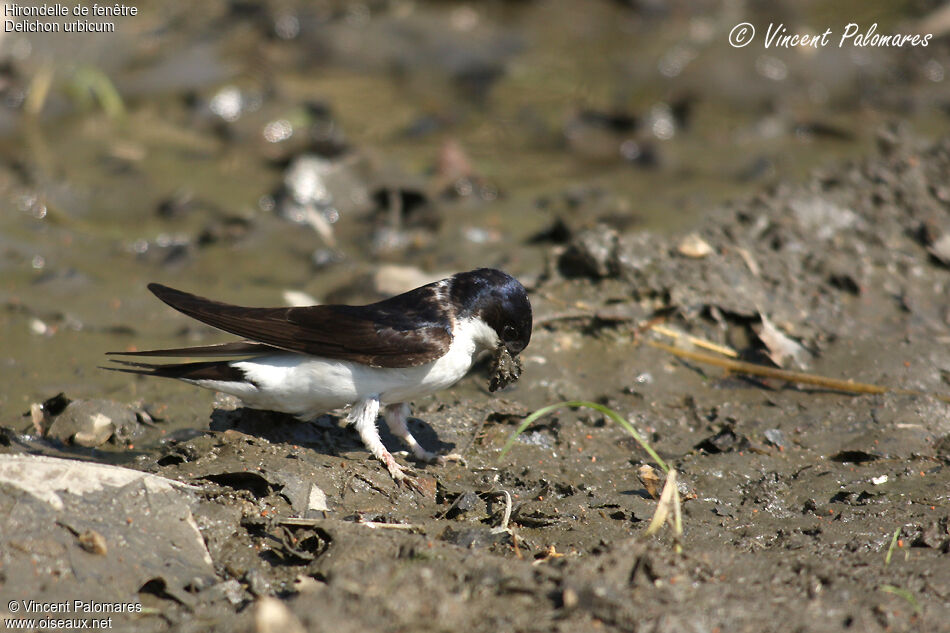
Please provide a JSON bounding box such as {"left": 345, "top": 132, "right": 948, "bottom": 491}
{"left": 71, "top": 67, "right": 125, "bottom": 118}
{"left": 884, "top": 527, "right": 900, "bottom": 567}
{"left": 878, "top": 585, "right": 920, "bottom": 613}
{"left": 497, "top": 400, "right": 669, "bottom": 472}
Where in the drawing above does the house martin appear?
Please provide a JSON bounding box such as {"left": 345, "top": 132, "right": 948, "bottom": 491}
{"left": 107, "top": 268, "right": 532, "bottom": 486}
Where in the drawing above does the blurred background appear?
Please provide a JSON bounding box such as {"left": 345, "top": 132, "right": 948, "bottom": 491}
{"left": 1, "top": 0, "right": 949, "bottom": 425}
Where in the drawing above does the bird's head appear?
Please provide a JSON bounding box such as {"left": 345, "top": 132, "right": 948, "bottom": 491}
{"left": 450, "top": 268, "right": 532, "bottom": 357}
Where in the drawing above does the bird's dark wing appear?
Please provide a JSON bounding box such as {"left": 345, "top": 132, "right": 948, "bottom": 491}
{"left": 108, "top": 341, "right": 278, "bottom": 358}
{"left": 139, "top": 282, "right": 454, "bottom": 368}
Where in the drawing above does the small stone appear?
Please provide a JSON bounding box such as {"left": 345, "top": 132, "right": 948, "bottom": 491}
{"left": 676, "top": 232, "right": 713, "bottom": 258}
{"left": 559, "top": 225, "right": 619, "bottom": 278}
{"left": 292, "top": 575, "right": 323, "bottom": 594}
{"left": 46, "top": 400, "right": 136, "bottom": 447}
{"left": 307, "top": 484, "right": 329, "bottom": 513}
{"left": 562, "top": 586, "right": 579, "bottom": 609}
{"left": 929, "top": 233, "right": 950, "bottom": 266}
{"left": 254, "top": 596, "right": 306, "bottom": 633}
{"left": 73, "top": 413, "right": 115, "bottom": 447}
{"left": 244, "top": 569, "right": 271, "bottom": 597}
{"left": 373, "top": 265, "right": 445, "bottom": 296}
{"left": 764, "top": 428, "right": 786, "bottom": 448}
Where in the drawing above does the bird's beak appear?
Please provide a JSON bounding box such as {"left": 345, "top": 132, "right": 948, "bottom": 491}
{"left": 504, "top": 341, "right": 525, "bottom": 356}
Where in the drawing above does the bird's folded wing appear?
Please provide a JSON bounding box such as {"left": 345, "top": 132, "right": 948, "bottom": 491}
{"left": 139, "top": 283, "right": 453, "bottom": 368}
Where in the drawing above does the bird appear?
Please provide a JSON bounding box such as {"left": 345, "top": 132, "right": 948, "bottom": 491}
{"left": 106, "top": 268, "right": 532, "bottom": 486}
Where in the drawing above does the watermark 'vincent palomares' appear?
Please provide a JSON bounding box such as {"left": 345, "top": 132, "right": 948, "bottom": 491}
{"left": 729, "top": 22, "right": 933, "bottom": 49}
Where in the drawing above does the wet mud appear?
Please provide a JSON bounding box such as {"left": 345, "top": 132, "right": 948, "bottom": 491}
{"left": 489, "top": 345, "right": 523, "bottom": 393}
{"left": 1, "top": 2, "right": 950, "bottom": 632}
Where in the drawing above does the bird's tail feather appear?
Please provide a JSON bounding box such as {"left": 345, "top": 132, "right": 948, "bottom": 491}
{"left": 103, "top": 359, "right": 248, "bottom": 383}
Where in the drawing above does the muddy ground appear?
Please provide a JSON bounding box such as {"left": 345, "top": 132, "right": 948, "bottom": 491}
{"left": 1, "top": 2, "right": 950, "bottom": 632}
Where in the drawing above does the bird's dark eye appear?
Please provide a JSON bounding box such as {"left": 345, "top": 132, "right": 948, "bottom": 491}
{"left": 502, "top": 324, "right": 517, "bottom": 340}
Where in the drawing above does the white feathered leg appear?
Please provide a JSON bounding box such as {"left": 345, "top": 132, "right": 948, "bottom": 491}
{"left": 349, "top": 396, "right": 409, "bottom": 482}
{"left": 383, "top": 403, "right": 440, "bottom": 462}
{"left": 384, "top": 402, "right": 464, "bottom": 466}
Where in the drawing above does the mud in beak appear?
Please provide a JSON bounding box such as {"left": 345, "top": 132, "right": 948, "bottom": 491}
{"left": 488, "top": 344, "right": 523, "bottom": 393}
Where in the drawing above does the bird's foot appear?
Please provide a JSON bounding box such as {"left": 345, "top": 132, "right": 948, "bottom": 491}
{"left": 378, "top": 451, "right": 428, "bottom": 494}
{"left": 433, "top": 452, "right": 465, "bottom": 466}
{"left": 381, "top": 450, "right": 412, "bottom": 481}
{"left": 395, "top": 448, "right": 465, "bottom": 466}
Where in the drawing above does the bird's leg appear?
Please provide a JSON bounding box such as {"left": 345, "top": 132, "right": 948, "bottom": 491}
{"left": 348, "top": 396, "right": 410, "bottom": 483}
{"left": 383, "top": 403, "right": 438, "bottom": 462}
{"left": 383, "top": 403, "right": 463, "bottom": 465}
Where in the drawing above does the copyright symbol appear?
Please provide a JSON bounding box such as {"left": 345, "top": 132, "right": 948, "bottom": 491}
{"left": 8, "top": 599, "right": 19, "bottom": 612}
{"left": 729, "top": 22, "right": 755, "bottom": 47}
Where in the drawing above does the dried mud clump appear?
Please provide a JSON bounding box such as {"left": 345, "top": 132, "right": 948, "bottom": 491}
{"left": 488, "top": 345, "right": 522, "bottom": 392}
